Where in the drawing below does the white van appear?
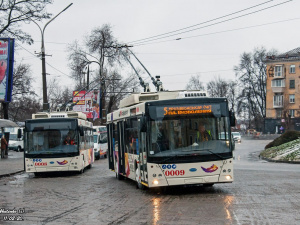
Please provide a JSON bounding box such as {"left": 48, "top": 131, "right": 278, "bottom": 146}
{"left": 93, "top": 131, "right": 108, "bottom": 159}
{"left": 4, "top": 127, "right": 24, "bottom": 152}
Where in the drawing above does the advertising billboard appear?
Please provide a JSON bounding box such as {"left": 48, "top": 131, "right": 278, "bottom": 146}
{"left": 72, "top": 90, "right": 100, "bottom": 120}
{"left": 0, "top": 38, "right": 15, "bottom": 102}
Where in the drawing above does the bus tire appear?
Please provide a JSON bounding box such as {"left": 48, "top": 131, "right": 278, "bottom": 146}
{"left": 17, "top": 146, "right": 21, "bottom": 152}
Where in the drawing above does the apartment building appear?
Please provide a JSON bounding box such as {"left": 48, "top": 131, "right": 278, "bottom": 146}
{"left": 265, "top": 47, "right": 300, "bottom": 134}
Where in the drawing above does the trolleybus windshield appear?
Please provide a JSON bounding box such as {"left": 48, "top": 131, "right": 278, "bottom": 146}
{"left": 148, "top": 103, "right": 232, "bottom": 162}
{"left": 25, "top": 120, "right": 79, "bottom": 157}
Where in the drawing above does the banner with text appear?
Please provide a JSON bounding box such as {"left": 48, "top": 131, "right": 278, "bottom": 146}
{"left": 72, "top": 90, "right": 100, "bottom": 120}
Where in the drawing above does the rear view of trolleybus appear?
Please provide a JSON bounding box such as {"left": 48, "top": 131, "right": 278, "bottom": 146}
{"left": 24, "top": 111, "right": 94, "bottom": 175}
{"left": 107, "top": 91, "right": 236, "bottom": 189}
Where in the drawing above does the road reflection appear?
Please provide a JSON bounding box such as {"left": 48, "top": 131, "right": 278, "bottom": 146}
{"left": 152, "top": 197, "right": 160, "bottom": 225}
{"left": 224, "top": 195, "right": 234, "bottom": 224}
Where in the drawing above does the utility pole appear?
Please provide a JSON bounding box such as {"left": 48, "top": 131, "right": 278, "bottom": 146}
{"left": 32, "top": 3, "right": 73, "bottom": 112}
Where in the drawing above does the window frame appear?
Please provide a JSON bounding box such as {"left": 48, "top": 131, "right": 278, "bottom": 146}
{"left": 289, "top": 94, "right": 295, "bottom": 103}
{"left": 290, "top": 65, "right": 296, "bottom": 74}
{"left": 289, "top": 80, "right": 295, "bottom": 89}
{"left": 274, "top": 65, "right": 283, "bottom": 77}
{"left": 271, "top": 79, "right": 285, "bottom": 87}
{"left": 273, "top": 95, "right": 284, "bottom": 107}
{"left": 289, "top": 109, "right": 295, "bottom": 118}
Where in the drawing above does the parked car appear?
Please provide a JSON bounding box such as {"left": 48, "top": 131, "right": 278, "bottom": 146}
{"left": 232, "top": 132, "right": 242, "bottom": 143}
{"left": 219, "top": 132, "right": 235, "bottom": 150}
{"left": 247, "top": 129, "right": 256, "bottom": 135}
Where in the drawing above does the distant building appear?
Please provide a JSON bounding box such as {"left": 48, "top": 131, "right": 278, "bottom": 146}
{"left": 265, "top": 47, "right": 300, "bottom": 133}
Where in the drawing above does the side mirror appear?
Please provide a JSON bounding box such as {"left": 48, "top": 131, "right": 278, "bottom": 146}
{"left": 17, "top": 128, "right": 22, "bottom": 139}
{"left": 79, "top": 125, "right": 84, "bottom": 136}
{"left": 140, "top": 115, "right": 147, "bottom": 132}
{"left": 229, "top": 111, "right": 236, "bottom": 127}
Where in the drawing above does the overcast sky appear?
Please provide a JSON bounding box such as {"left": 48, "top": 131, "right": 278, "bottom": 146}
{"left": 14, "top": 0, "right": 300, "bottom": 95}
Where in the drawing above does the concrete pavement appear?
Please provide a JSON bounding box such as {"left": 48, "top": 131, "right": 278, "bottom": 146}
{"left": 0, "top": 150, "right": 24, "bottom": 177}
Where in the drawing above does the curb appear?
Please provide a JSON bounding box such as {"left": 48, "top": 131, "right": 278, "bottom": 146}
{"left": 259, "top": 156, "right": 300, "bottom": 164}
{"left": 0, "top": 170, "right": 24, "bottom": 179}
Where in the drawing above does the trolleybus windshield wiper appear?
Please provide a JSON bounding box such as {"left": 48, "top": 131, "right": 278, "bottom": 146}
{"left": 159, "top": 154, "right": 182, "bottom": 164}
{"left": 196, "top": 148, "right": 225, "bottom": 160}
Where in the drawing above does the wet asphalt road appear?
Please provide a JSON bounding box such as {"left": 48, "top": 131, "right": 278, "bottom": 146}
{"left": 1, "top": 139, "right": 300, "bottom": 225}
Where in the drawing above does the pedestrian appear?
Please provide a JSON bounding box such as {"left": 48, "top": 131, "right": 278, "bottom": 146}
{"left": 1, "top": 135, "right": 8, "bottom": 158}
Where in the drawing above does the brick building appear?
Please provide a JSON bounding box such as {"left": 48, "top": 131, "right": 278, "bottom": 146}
{"left": 265, "top": 47, "right": 300, "bottom": 133}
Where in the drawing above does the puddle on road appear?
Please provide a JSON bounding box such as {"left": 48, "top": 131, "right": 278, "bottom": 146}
{"left": 8, "top": 173, "right": 29, "bottom": 187}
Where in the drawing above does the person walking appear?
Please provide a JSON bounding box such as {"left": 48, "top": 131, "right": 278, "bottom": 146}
{"left": 1, "top": 135, "right": 8, "bottom": 158}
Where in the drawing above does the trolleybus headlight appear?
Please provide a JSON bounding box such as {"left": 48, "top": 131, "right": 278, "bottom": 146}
{"left": 153, "top": 179, "right": 159, "bottom": 185}
{"left": 225, "top": 175, "right": 232, "bottom": 180}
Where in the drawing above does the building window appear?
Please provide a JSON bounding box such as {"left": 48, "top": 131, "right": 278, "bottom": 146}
{"left": 289, "top": 94, "right": 295, "bottom": 103}
{"left": 290, "top": 65, "right": 296, "bottom": 74}
{"left": 289, "top": 80, "right": 295, "bottom": 89}
{"left": 271, "top": 79, "right": 285, "bottom": 87}
{"left": 275, "top": 66, "right": 283, "bottom": 77}
{"left": 276, "top": 109, "right": 282, "bottom": 118}
{"left": 273, "top": 95, "right": 283, "bottom": 107}
{"left": 289, "top": 109, "right": 295, "bottom": 118}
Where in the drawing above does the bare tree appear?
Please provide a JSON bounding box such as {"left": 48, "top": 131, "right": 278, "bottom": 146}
{"left": 0, "top": 0, "right": 53, "bottom": 44}
{"left": 227, "top": 81, "right": 238, "bottom": 111}
{"left": 234, "top": 47, "right": 277, "bottom": 131}
{"left": 185, "top": 75, "right": 205, "bottom": 90}
{"left": 47, "top": 78, "right": 73, "bottom": 111}
{"left": 105, "top": 70, "right": 140, "bottom": 113}
{"left": 4, "top": 62, "right": 40, "bottom": 121}
{"left": 207, "top": 76, "right": 237, "bottom": 111}
{"left": 68, "top": 24, "right": 136, "bottom": 122}
{"left": 207, "top": 76, "right": 228, "bottom": 97}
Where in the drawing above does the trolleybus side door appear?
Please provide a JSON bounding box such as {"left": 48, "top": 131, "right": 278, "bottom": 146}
{"left": 117, "top": 121, "right": 126, "bottom": 176}
{"left": 107, "top": 124, "right": 114, "bottom": 170}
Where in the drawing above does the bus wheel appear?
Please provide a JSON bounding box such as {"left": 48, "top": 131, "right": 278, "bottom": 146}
{"left": 17, "top": 146, "right": 21, "bottom": 152}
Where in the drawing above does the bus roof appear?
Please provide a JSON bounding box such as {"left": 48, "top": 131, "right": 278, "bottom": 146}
{"left": 119, "top": 90, "right": 208, "bottom": 108}
{"left": 0, "top": 119, "right": 19, "bottom": 128}
{"left": 32, "top": 111, "right": 87, "bottom": 120}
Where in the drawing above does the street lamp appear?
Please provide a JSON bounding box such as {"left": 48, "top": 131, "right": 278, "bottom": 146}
{"left": 32, "top": 3, "right": 73, "bottom": 111}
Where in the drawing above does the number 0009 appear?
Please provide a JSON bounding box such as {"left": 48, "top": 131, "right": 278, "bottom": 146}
{"left": 165, "top": 170, "right": 185, "bottom": 176}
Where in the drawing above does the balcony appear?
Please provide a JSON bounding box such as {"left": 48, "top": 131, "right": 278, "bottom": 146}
{"left": 272, "top": 87, "right": 285, "bottom": 93}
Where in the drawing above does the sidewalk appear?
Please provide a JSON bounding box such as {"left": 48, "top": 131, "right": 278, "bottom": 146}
{"left": 0, "top": 150, "right": 24, "bottom": 177}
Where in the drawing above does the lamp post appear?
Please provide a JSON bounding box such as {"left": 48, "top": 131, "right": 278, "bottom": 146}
{"left": 32, "top": 3, "right": 73, "bottom": 111}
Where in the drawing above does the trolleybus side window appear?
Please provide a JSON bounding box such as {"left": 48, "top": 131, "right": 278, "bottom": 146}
{"left": 124, "top": 118, "right": 138, "bottom": 155}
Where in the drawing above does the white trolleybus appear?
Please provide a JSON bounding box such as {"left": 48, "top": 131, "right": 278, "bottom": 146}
{"left": 107, "top": 91, "right": 236, "bottom": 189}
{"left": 24, "top": 111, "right": 94, "bottom": 175}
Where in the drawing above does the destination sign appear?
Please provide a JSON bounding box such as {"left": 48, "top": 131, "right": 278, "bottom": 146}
{"left": 163, "top": 105, "right": 212, "bottom": 116}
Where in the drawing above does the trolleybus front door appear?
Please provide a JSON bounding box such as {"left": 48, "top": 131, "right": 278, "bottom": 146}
{"left": 139, "top": 128, "right": 148, "bottom": 185}
{"left": 118, "top": 121, "right": 126, "bottom": 176}
{"left": 107, "top": 124, "right": 114, "bottom": 170}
